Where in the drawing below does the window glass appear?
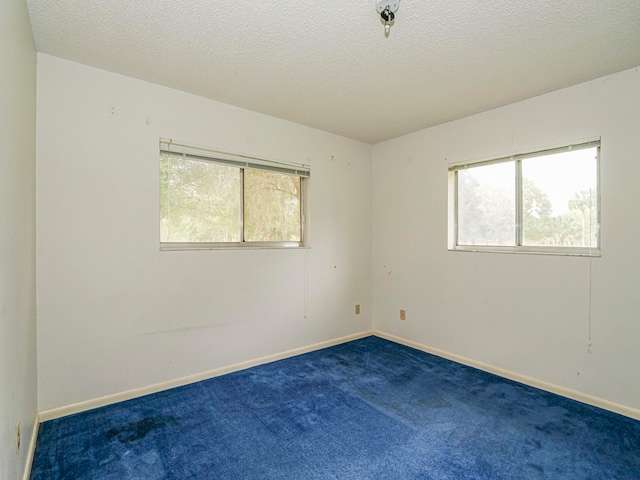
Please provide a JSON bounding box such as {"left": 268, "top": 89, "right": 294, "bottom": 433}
{"left": 450, "top": 141, "right": 600, "bottom": 255}
{"left": 457, "top": 162, "right": 515, "bottom": 247}
{"left": 244, "top": 170, "right": 301, "bottom": 242}
{"left": 160, "top": 155, "right": 241, "bottom": 242}
{"left": 521, "top": 149, "right": 598, "bottom": 248}
{"left": 159, "top": 140, "right": 308, "bottom": 248}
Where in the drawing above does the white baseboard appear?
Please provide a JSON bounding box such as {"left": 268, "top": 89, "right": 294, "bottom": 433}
{"left": 22, "top": 413, "right": 40, "bottom": 480}
{"left": 39, "top": 330, "right": 374, "bottom": 422}
{"left": 374, "top": 330, "right": 640, "bottom": 421}
{"left": 37, "top": 328, "right": 640, "bottom": 426}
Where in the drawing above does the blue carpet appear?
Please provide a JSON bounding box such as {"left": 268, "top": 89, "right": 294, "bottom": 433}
{"left": 31, "top": 336, "right": 640, "bottom": 479}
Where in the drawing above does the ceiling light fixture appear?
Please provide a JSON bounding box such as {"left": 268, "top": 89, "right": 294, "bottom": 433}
{"left": 375, "top": 0, "right": 400, "bottom": 37}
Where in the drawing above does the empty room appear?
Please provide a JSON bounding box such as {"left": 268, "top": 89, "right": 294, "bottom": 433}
{"left": 2, "top": 0, "right": 640, "bottom": 479}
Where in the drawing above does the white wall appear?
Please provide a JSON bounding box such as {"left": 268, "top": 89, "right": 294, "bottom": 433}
{"left": 373, "top": 66, "right": 640, "bottom": 411}
{"left": 36, "top": 54, "right": 373, "bottom": 410}
{"left": 34, "top": 50, "right": 640, "bottom": 417}
{"left": 0, "top": 0, "right": 38, "bottom": 478}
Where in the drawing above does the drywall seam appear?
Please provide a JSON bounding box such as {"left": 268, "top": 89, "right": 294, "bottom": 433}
{"left": 22, "top": 413, "right": 40, "bottom": 480}
{"left": 375, "top": 330, "right": 640, "bottom": 421}
{"left": 38, "top": 330, "right": 374, "bottom": 422}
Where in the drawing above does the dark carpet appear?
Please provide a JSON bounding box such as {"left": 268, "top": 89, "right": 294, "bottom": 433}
{"left": 30, "top": 336, "right": 640, "bottom": 479}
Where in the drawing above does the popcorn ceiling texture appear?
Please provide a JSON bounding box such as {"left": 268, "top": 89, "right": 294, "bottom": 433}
{"left": 26, "top": 0, "right": 640, "bottom": 143}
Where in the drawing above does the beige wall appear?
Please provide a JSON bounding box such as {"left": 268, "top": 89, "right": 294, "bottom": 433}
{"left": 0, "top": 1, "right": 38, "bottom": 478}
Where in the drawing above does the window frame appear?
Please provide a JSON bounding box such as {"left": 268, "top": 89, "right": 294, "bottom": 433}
{"left": 448, "top": 140, "right": 601, "bottom": 257}
{"left": 159, "top": 139, "right": 309, "bottom": 250}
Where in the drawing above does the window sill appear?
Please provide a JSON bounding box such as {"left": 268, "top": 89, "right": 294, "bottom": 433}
{"left": 160, "top": 241, "right": 307, "bottom": 251}
{"left": 449, "top": 245, "right": 600, "bottom": 257}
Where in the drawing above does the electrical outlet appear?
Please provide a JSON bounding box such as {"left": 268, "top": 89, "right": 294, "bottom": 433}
{"left": 355, "top": 304, "right": 361, "bottom": 315}
{"left": 400, "top": 309, "right": 406, "bottom": 320}
{"left": 15, "top": 420, "right": 20, "bottom": 453}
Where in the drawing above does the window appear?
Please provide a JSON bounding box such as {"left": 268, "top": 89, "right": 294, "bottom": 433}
{"left": 160, "top": 139, "right": 309, "bottom": 249}
{"left": 449, "top": 140, "right": 600, "bottom": 256}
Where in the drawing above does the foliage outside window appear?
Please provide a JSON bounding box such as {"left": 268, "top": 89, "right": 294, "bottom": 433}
{"left": 160, "top": 139, "right": 308, "bottom": 249}
{"left": 449, "top": 141, "right": 600, "bottom": 256}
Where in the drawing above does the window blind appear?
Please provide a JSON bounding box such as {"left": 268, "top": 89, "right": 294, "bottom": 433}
{"left": 160, "top": 139, "right": 310, "bottom": 178}
{"left": 448, "top": 140, "right": 600, "bottom": 172}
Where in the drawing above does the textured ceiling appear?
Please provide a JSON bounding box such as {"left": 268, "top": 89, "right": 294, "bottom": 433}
{"left": 26, "top": 0, "right": 640, "bottom": 144}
